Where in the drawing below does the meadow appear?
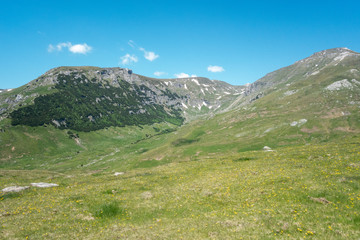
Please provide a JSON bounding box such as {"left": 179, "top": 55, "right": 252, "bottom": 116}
{"left": 1, "top": 137, "right": 359, "bottom": 239}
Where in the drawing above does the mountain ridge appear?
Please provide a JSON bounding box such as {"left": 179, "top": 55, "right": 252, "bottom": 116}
{"left": 1, "top": 47, "right": 359, "bottom": 133}
{"left": 0, "top": 65, "right": 245, "bottom": 128}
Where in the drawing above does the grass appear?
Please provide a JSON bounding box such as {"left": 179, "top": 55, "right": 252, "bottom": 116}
{"left": 0, "top": 57, "right": 359, "bottom": 239}
{"left": 93, "top": 201, "right": 124, "bottom": 218}
{"left": 1, "top": 138, "right": 360, "bottom": 239}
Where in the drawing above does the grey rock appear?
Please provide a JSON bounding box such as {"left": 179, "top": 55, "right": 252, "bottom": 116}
{"left": 2, "top": 186, "right": 30, "bottom": 193}
{"left": 30, "top": 182, "right": 59, "bottom": 188}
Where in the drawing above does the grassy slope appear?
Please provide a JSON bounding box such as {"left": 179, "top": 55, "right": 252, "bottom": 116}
{"left": 1, "top": 56, "right": 359, "bottom": 238}
{"left": 0, "top": 120, "right": 178, "bottom": 171}
{"left": 1, "top": 139, "right": 359, "bottom": 239}
{"left": 137, "top": 62, "right": 360, "bottom": 163}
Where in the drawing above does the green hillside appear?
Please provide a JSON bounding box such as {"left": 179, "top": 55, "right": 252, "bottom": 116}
{"left": 10, "top": 72, "right": 183, "bottom": 131}
{"left": 1, "top": 48, "right": 360, "bottom": 239}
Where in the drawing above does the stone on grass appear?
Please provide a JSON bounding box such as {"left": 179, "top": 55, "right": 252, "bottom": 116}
{"left": 1, "top": 186, "right": 29, "bottom": 193}
{"left": 263, "top": 146, "right": 273, "bottom": 151}
{"left": 30, "top": 182, "right": 59, "bottom": 188}
{"left": 114, "top": 172, "right": 125, "bottom": 176}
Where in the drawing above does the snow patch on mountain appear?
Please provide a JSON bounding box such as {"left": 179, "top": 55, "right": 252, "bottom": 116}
{"left": 182, "top": 102, "right": 188, "bottom": 109}
{"left": 192, "top": 79, "right": 200, "bottom": 86}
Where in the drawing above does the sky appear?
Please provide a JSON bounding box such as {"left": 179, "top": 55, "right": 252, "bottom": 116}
{"left": 1, "top": 0, "right": 360, "bottom": 89}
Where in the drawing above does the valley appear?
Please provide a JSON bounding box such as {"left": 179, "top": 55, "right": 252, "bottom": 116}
{"left": 1, "top": 48, "right": 360, "bottom": 239}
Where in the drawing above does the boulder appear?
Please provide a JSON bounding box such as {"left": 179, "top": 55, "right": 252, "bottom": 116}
{"left": 114, "top": 172, "right": 125, "bottom": 176}
{"left": 30, "top": 182, "right": 58, "bottom": 188}
{"left": 2, "top": 186, "right": 29, "bottom": 193}
{"left": 263, "top": 146, "right": 274, "bottom": 152}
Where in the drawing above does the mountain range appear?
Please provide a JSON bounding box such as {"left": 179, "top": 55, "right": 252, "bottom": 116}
{"left": 0, "top": 47, "right": 359, "bottom": 163}
{"left": 1, "top": 47, "right": 360, "bottom": 239}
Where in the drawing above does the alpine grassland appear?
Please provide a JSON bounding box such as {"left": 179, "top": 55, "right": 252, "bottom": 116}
{"left": 1, "top": 49, "right": 360, "bottom": 239}
{"left": 1, "top": 136, "right": 360, "bottom": 239}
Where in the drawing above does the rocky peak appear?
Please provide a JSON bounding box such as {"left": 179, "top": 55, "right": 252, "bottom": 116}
{"left": 306, "top": 47, "right": 358, "bottom": 61}
{"left": 315, "top": 47, "right": 355, "bottom": 55}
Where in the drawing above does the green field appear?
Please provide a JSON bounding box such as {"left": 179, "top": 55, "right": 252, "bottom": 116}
{"left": 1, "top": 136, "right": 360, "bottom": 239}
{"left": 1, "top": 50, "right": 360, "bottom": 239}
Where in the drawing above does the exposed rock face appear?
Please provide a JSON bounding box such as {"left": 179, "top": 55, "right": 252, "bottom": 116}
{"left": 326, "top": 79, "right": 353, "bottom": 91}
{"left": 242, "top": 48, "right": 360, "bottom": 104}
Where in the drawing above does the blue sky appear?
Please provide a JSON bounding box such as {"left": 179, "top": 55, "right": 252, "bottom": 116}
{"left": 1, "top": 0, "right": 360, "bottom": 89}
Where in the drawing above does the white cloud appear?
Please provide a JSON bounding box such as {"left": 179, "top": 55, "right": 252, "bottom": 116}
{"left": 56, "top": 42, "right": 71, "bottom": 51}
{"left": 128, "top": 40, "right": 136, "bottom": 48}
{"left": 174, "top": 73, "right": 190, "bottom": 78}
{"left": 69, "top": 43, "right": 92, "bottom": 54}
{"left": 120, "top": 54, "right": 138, "bottom": 65}
{"left": 48, "top": 43, "right": 70, "bottom": 52}
{"left": 47, "top": 44, "right": 55, "bottom": 52}
{"left": 207, "top": 65, "right": 225, "bottom": 72}
{"left": 139, "top": 47, "right": 159, "bottom": 61}
{"left": 154, "top": 71, "right": 167, "bottom": 77}
{"left": 174, "top": 73, "right": 197, "bottom": 78}
{"left": 48, "top": 42, "right": 92, "bottom": 54}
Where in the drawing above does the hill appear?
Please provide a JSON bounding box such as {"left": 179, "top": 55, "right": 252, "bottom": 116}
{"left": 0, "top": 47, "right": 359, "bottom": 164}
{"left": 1, "top": 47, "right": 360, "bottom": 239}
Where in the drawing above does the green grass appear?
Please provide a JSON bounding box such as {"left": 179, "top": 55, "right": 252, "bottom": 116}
{"left": 93, "top": 201, "right": 125, "bottom": 218}
{"left": 1, "top": 138, "right": 359, "bottom": 239}
{"left": 0, "top": 55, "right": 359, "bottom": 239}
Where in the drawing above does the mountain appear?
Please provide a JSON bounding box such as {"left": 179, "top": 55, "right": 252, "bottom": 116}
{"left": 1, "top": 48, "right": 360, "bottom": 239}
{"left": 0, "top": 47, "right": 359, "bottom": 161}
{"left": 0, "top": 67, "right": 244, "bottom": 131}
{"left": 143, "top": 47, "right": 360, "bottom": 160}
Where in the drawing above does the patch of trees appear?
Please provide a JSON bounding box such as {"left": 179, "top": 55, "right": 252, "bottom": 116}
{"left": 10, "top": 73, "right": 184, "bottom": 131}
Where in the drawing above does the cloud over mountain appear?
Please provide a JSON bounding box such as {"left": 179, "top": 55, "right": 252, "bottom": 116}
{"left": 120, "top": 54, "right": 138, "bottom": 65}
{"left": 207, "top": 65, "right": 224, "bottom": 72}
{"left": 48, "top": 42, "right": 92, "bottom": 54}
